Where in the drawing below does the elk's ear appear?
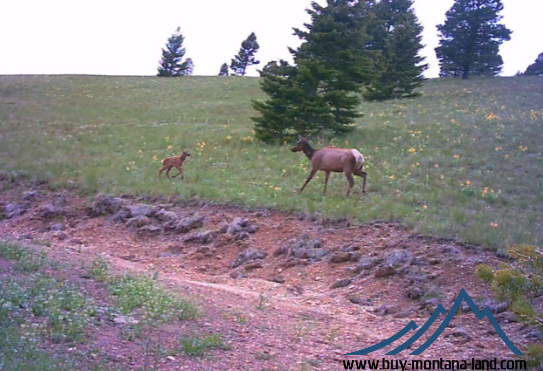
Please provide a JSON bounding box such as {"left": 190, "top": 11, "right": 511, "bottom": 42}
{"left": 305, "top": 134, "right": 312, "bottom": 141}
{"left": 298, "top": 134, "right": 303, "bottom": 140}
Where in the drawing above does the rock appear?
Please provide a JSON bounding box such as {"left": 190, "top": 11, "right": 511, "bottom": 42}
{"left": 244, "top": 262, "right": 263, "bottom": 271}
{"left": 40, "top": 203, "right": 64, "bottom": 219}
{"left": 311, "top": 239, "right": 323, "bottom": 249}
{"left": 275, "top": 235, "right": 329, "bottom": 263}
{"left": 462, "top": 298, "right": 508, "bottom": 314}
{"left": 406, "top": 285, "right": 425, "bottom": 300}
{"left": 495, "top": 311, "right": 517, "bottom": 324}
{"left": 231, "top": 248, "right": 268, "bottom": 268}
{"left": 113, "top": 315, "right": 138, "bottom": 325}
{"left": 54, "top": 195, "right": 67, "bottom": 206}
{"left": 126, "top": 215, "right": 152, "bottom": 228}
{"left": 183, "top": 230, "right": 218, "bottom": 244}
{"left": 285, "top": 258, "right": 312, "bottom": 268}
{"left": 128, "top": 204, "right": 154, "bottom": 218}
{"left": 352, "top": 257, "right": 382, "bottom": 273}
{"left": 268, "top": 276, "right": 285, "bottom": 284}
{"left": 55, "top": 231, "right": 68, "bottom": 240}
{"left": 348, "top": 296, "right": 373, "bottom": 306}
{"left": 87, "top": 194, "right": 124, "bottom": 216}
{"left": 221, "top": 218, "right": 258, "bottom": 240}
{"left": 422, "top": 297, "right": 441, "bottom": 310}
{"left": 452, "top": 327, "right": 469, "bottom": 338}
{"left": 166, "top": 216, "right": 205, "bottom": 234}
{"left": 525, "top": 329, "right": 542, "bottom": 340}
{"left": 138, "top": 225, "right": 163, "bottom": 235}
{"left": 479, "top": 299, "right": 509, "bottom": 314}
{"left": 330, "top": 279, "right": 352, "bottom": 289}
{"left": 23, "top": 191, "right": 37, "bottom": 200}
{"left": 158, "top": 251, "right": 176, "bottom": 258}
{"left": 70, "top": 238, "right": 84, "bottom": 245}
{"left": 230, "top": 271, "right": 247, "bottom": 280}
{"left": 5, "top": 202, "right": 28, "bottom": 219}
{"left": 214, "top": 233, "right": 234, "bottom": 248}
{"left": 329, "top": 252, "right": 353, "bottom": 264}
{"left": 385, "top": 249, "right": 412, "bottom": 268}
{"left": 395, "top": 309, "right": 416, "bottom": 319}
{"left": 288, "top": 285, "right": 304, "bottom": 295}
{"left": 50, "top": 223, "right": 65, "bottom": 232}
{"left": 375, "top": 266, "right": 396, "bottom": 278}
{"left": 109, "top": 209, "right": 130, "bottom": 223}
{"left": 374, "top": 305, "right": 400, "bottom": 315}
{"left": 154, "top": 208, "right": 178, "bottom": 222}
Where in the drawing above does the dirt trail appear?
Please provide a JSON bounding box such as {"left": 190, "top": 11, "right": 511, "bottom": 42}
{"left": 0, "top": 184, "right": 533, "bottom": 370}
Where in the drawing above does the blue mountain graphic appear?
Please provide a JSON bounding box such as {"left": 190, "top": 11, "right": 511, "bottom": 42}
{"left": 345, "top": 288, "right": 523, "bottom": 356}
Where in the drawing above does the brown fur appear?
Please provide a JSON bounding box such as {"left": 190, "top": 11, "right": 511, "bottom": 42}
{"left": 158, "top": 150, "right": 191, "bottom": 180}
{"left": 291, "top": 135, "right": 367, "bottom": 197}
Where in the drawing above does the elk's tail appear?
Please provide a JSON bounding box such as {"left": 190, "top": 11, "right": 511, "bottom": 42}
{"left": 353, "top": 150, "right": 365, "bottom": 171}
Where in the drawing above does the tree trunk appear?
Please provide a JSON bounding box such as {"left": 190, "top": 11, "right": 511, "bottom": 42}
{"left": 462, "top": 67, "right": 470, "bottom": 80}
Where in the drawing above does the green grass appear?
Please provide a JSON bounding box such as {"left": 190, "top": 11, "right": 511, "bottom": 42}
{"left": 0, "top": 241, "right": 202, "bottom": 370}
{"left": 179, "top": 333, "right": 226, "bottom": 356}
{"left": 1, "top": 75, "right": 542, "bottom": 248}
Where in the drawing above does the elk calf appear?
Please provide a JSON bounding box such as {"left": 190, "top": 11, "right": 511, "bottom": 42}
{"left": 291, "top": 134, "right": 367, "bottom": 197}
{"left": 158, "top": 150, "right": 191, "bottom": 180}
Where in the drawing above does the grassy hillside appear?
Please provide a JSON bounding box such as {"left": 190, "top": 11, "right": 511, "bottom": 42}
{"left": 1, "top": 75, "right": 542, "bottom": 249}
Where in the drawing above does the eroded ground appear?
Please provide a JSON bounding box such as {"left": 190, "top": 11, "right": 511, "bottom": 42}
{"left": 0, "top": 182, "right": 535, "bottom": 370}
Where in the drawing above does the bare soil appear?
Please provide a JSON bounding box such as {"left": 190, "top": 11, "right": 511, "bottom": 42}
{"left": 0, "top": 183, "right": 534, "bottom": 370}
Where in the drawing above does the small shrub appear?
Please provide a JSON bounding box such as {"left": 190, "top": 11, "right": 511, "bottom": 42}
{"left": 179, "top": 333, "right": 225, "bottom": 356}
{"left": 88, "top": 257, "right": 110, "bottom": 282}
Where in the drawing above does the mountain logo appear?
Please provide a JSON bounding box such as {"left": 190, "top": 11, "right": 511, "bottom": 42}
{"left": 345, "top": 289, "right": 523, "bottom": 356}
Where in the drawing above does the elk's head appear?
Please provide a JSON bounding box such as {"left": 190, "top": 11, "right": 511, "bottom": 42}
{"left": 181, "top": 149, "right": 191, "bottom": 158}
{"left": 291, "top": 134, "right": 312, "bottom": 153}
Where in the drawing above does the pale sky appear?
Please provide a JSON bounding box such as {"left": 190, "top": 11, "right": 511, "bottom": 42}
{"left": 0, "top": 0, "right": 541, "bottom": 78}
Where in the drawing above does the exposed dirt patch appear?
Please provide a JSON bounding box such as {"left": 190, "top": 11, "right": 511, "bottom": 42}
{"left": 0, "top": 183, "right": 534, "bottom": 370}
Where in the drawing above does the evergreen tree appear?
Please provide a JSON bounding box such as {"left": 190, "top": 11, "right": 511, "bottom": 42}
{"left": 230, "top": 32, "right": 260, "bottom": 76}
{"left": 523, "top": 53, "right": 543, "bottom": 76}
{"left": 252, "top": 0, "right": 375, "bottom": 142}
{"left": 363, "top": 0, "right": 427, "bottom": 101}
{"left": 157, "top": 27, "right": 190, "bottom": 77}
{"left": 219, "top": 63, "right": 229, "bottom": 76}
{"left": 435, "top": 0, "right": 512, "bottom": 79}
{"left": 184, "top": 58, "right": 194, "bottom": 76}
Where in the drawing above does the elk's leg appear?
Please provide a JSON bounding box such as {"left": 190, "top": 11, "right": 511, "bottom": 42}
{"left": 345, "top": 171, "right": 355, "bottom": 197}
{"left": 158, "top": 166, "right": 165, "bottom": 179}
{"left": 354, "top": 169, "right": 368, "bottom": 193}
{"left": 300, "top": 169, "right": 318, "bottom": 193}
{"left": 171, "top": 166, "right": 184, "bottom": 179}
{"left": 323, "top": 172, "right": 331, "bottom": 195}
{"left": 165, "top": 167, "right": 173, "bottom": 179}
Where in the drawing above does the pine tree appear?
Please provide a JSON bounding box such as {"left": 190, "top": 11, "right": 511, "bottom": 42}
{"left": 523, "top": 53, "right": 543, "bottom": 76}
{"left": 219, "top": 63, "right": 229, "bottom": 76}
{"left": 435, "top": 0, "right": 512, "bottom": 79}
{"left": 363, "top": 0, "right": 427, "bottom": 101}
{"left": 184, "top": 58, "right": 194, "bottom": 76}
{"left": 252, "top": 0, "right": 375, "bottom": 142}
{"left": 157, "top": 27, "right": 190, "bottom": 77}
{"left": 230, "top": 32, "right": 260, "bottom": 76}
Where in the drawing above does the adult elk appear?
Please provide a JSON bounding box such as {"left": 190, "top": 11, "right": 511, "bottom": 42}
{"left": 158, "top": 150, "right": 191, "bottom": 180}
{"left": 291, "top": 134, "right": 367, "bottom": 197}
